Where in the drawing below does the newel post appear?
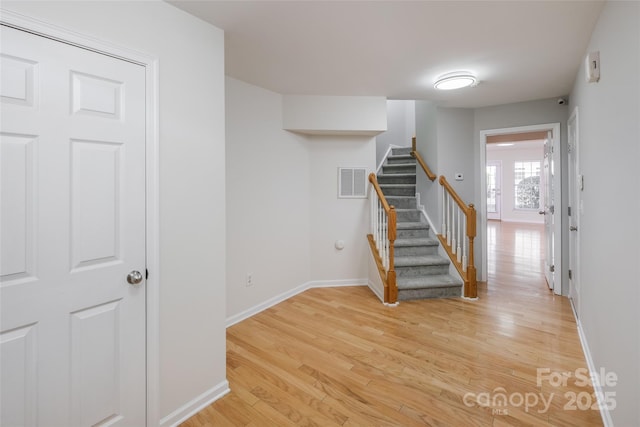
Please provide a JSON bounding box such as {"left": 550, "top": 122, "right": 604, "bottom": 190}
{"left": 466, "top": 204, "right": 477, "bottom": 299}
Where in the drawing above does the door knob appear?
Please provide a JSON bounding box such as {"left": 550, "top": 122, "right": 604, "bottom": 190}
{"left": 538, "top": 210, "right": 546, "bottom": 215}
{"left": 127, "top": 270, "right": 143, "bottom": 285}
{"left": 570, "top": 226, "right": 578, "bottom": 231}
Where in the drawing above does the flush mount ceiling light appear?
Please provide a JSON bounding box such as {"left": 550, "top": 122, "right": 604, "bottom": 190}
{"left": 434, "top": 72, "right": 478, "bottom": 90}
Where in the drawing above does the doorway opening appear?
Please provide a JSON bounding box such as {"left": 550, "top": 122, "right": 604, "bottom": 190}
{"left": 479, "top": 124, "right": 562, "bottom": 295}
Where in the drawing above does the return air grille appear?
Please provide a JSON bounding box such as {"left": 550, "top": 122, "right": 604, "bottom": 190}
{"left": 338, "top": 167, "right": 367, "bottom": 198}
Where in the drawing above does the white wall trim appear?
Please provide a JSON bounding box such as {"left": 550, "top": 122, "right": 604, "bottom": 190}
{"left": 308, "top": 279, "right": 368, "bottom": 288}
{"left": 367, "top": 279, "right": 384, "bottom": 302}
{"left": 226, "top": 279, "right": 368, "bottom": 328}
{"left": 417, "top": 199, "right": 439, "bottom": 235}
{"left": 479, "top": 123, "right": 562, "bottom": 296}
{"left": 376, "top": 144, "right": 403, "bottom": 174}
{"left": 574, "top": 319, "right": 613, "bottom": 427}
{"left": 0, "top": 10, "right": 162, "bottom": 426}
{"left": 159, "top": 381, "right": 231, "bottom": 427}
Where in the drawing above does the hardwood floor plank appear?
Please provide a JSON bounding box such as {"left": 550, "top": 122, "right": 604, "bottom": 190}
{"left": 182, "top": 221, "right": 602, "bottom": 426}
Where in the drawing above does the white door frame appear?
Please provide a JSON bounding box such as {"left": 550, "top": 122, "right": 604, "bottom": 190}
{"left": 567, "top": 108, "right": 580, "bottom": 317}
{"left": 1, "top": 11, "right": 161, "bottom": 426}
{"left": 479, "top": 123, "right": 562, "bottom": 295}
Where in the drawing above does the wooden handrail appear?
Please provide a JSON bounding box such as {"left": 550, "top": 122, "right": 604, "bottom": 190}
{"left": 437, "top": 175, "right": 477, "bottom": 299}
{"left": 369, "top": 173, "right": 391, "bottom": 213}
{"left": 439, "top": 176, "right": 470, "bottom": 214}
{"left": 410, "top": 137, "right": 436, "bottom": 181}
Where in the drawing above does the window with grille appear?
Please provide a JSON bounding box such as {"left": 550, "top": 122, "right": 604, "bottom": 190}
{"left": 514, "top": 161, "right": 540, "bottom": 209}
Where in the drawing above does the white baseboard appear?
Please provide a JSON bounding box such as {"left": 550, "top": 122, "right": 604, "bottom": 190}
{"left": 418, "top": 204, "right": 439, "bottom": 236}
{"left": 226, "top": 279, "right": 367, "bottom": 328}
{"left": 308, "top": 278, "right": 368, "bottom": 288}
{"left": 574, "top": 318, "right": 614, "bottom": 427}
{"left": 159, "top": 380, "right": 230, "bottom": 427}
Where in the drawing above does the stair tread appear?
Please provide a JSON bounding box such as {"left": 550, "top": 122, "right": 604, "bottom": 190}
{"left": 397, "top": 274, "right": 463, "bottom": 290}
{"left": 383, "top": 162, "right": 416, "bottom": 167}
{"left": 377, "top": 173, "right": 416, "bottom": 178}
{"left": 379, "top": 184, "right": 415, "bottom": 188}
{"left": 396, "top": 222, "right": 429, "bottom": 229}
{"left": 394, "top": 237, "right": 439, "bottom": 247}
{"left": 395, "top": 255, "right": 450, "bottom": 267}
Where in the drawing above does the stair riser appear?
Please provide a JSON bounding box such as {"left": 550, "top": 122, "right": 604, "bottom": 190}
{"left": 377, "top": 175, "right": 416, "bottom": 185}
{"left": 386, "top": 157, "right": 415, "bottom": 165}
{"left": 383, "top": 165, "right": 416, "bottom": 174}
{"left": 397, "top": 228, "right": 430, "bottom": 239}
{"left": 386, "top": 197, "right": 417, "bottom": 209}
{"left": 380, "top": 187, "right": 414, "bottom": 196}
{"left": 396, "top": 264, "right": 450, "bottom": 277}
{"left": 396, "top": 210, "right": 421, "bottom": 222}
{"left": 395, "top": 245, "right": 438, "bottom": 257}
{"left": 398, "top": 286, "right": 461, "bottom": 300}
{"left": 392, "top": 147, "right": 412, "bottom": 156}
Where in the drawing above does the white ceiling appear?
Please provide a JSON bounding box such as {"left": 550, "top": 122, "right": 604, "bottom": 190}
{"left": 169, "top": 1, "right": 604, "bottom": 108}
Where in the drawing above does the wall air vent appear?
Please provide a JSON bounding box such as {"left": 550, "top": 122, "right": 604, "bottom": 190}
{"left": 338, "top": 167, "right": 367, "bottom": 198}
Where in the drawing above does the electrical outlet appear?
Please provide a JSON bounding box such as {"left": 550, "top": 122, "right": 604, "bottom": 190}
{"left": 246, "top": 273, "right": 253, "bottom": 287}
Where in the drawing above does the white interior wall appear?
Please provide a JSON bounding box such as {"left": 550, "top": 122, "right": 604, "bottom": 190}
{"left": 437, "top": 108, "right": 475, "bottom": 203}
{"left": 414, "top": 105, "right": 475, "bottom": 233}
{"left": 486, "top": 144, "right": 545, "bottom": 223}
{"left": 226, "top": 82, "right": 376, "bottom": 318}
{"left": 473, "top": 98, "right": 569, "bottom": 283}
{"left": 2, "top": 1, "right": 228, "bottom": 423}
{"left": 283, "top": 95, "right": 387, "bottom": 135}
{"left": 375, "top": 100, "right": 415, "bottom": 166}
{"left": 308, "top": 136, "right": 375, "bottom": 283}
{"left": 403, "top": 101, "right": 416, "bottom": 144}
{"left": 569, "top": 2, "right": 640, "bottom": 425}
{"left": 414, "top": 101, "right": 439, "bottom": 229}
{"left": 225, "top": 77, "right": 311, "bottom": 318}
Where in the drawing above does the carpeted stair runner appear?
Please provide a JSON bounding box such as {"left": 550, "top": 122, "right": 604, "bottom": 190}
{"left": 378, "top": 146, "right": 463, "bottom": 300}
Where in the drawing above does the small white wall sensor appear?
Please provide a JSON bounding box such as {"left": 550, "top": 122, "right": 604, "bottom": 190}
{"left": 586, "top": 51, "right": 600, "bottom": 83}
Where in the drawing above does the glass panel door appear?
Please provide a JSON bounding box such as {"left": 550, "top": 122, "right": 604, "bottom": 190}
{"left": 487, "top": 160, "right": 501, "bottom": 220}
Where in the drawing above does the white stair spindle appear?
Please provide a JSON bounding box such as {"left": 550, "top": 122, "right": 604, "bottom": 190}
{"left": 462, "top": 219, "right": 468, "bottom": 271}
{"left": 371, "top": 191, "right": 376, "bottom": 237}
{"left": 377, "top": 201, "right": 382, "bottom": 249}
{"left": 451, "top": 206, "right": 457, "bottom": 255}
{"left": 447, "top": 197, "right": 452, "bottom": 247}
{"left": 382, "top": 212, "right": 388, "bottom": 269}
{"left": 442, "top": 190, "right": 446, "bottom": 237}
{"left": 456, "top": 209, "right": 462, "bottom": 262}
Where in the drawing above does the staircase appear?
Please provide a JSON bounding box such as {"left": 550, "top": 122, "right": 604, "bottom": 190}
{"left": 377, "top": 147, "right": 463, "bottom": 300}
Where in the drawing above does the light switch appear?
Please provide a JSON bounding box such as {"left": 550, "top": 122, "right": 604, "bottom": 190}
{"left": 455, "top": 173, "right": 463, "bottom": 181}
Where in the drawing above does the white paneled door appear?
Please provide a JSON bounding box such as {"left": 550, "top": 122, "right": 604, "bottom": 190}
{"left": 0, "top": 26, "right": 146, "bottom": 426}
{"left": 542, "top": 133, "right": 555, "bottom": 292}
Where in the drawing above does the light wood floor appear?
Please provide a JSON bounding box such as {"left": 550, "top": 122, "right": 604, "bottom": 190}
{"left": 182, "top": 221, "right": 602, "bottom": 426}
